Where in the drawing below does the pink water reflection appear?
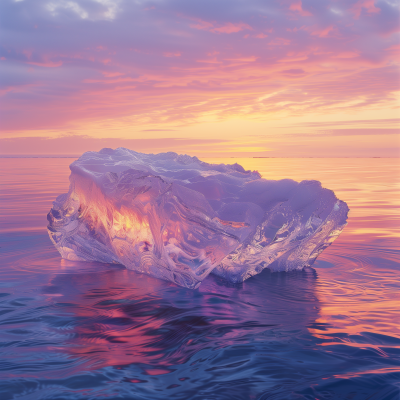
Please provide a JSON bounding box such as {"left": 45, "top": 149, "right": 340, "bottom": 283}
{"left": 33, "top": 255, "right": 318, "bottom": 373}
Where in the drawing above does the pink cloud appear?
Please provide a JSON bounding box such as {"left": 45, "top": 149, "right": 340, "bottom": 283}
{"left": 289, "top": 1, "right": 312, "bottom": 17}
{"left": 190, "top": 19, "right": 252, "bottom": 34}
{"left": 335, "top": 51, "right": 359, "bottom": 59}
{"left": 268, "top": 38, "right": 291, "bottom": 45}
{"left": 163, "top": 52, "right": 181, "bottom": 57}
{"left": 83, "top": 77, "right": 136, "bottom": 84}
{"left": 302, "top": 25, "right": 336, "bottom": 38}
{"left": 281, "top": 68, "right": 306, "bottom": 75}
{"left": 22, "top": 49, "right": 33, "bottom": 59}
{"left": 386, "top": 44, "right": 400, "bottom": 51}
{"left": 189, "top": 19, "right": 213, "bottom": 31}
{"left": 102, "top": 71, "right": 124, "bottom": 77}
{"left": 245, "top": 33, "right": 268, "bottom": 39}
{"left": 350, "top": 0, "right": 380, "bottom": 19}
{"left": 22, "top": 51, "right": 63, "bottom": 67}
{"left": 212, "top": 22, "right": 252, "bottom": 34}
{"left": 27, "top": 60, "right": 63, "bottom": 68}
{"left": 317, "top": 25, "right": 335, "bottom": 37}
{"left": 0, "top": 83, "right": 40, "bottom": 97}
{"left": 225, "top": 56, "right": 258, "bottom": 62}
{"left": 196, "top": 57, "right": 221, "bottom": 64}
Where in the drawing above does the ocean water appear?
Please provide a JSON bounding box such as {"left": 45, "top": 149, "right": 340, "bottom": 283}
{"left": 0, "top": 157, "right": 399, "bottom": 400}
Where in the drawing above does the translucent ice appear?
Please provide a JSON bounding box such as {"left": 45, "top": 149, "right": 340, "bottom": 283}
{"left": 47, "top": 148, "right": 349, "bottom": 288}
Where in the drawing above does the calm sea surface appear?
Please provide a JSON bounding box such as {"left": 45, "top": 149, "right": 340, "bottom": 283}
{"left": 0, "top": 157, "right": 399, "bottom": 400}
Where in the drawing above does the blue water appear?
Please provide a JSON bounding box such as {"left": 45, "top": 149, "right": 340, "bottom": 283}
{"left": 0, "top": 158, "right": 399, "bottom": 399}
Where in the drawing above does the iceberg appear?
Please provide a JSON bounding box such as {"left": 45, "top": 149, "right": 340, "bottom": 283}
{"left": 47, "top": 148, "right": 349, "bottom": 289}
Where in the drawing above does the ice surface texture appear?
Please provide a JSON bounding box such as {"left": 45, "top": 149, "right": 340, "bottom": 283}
{"left": 47, "top": 148, "right": 349, "bottom": 289}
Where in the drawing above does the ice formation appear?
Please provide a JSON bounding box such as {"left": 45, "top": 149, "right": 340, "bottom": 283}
{"left": 47, "top": 148, "right": 349, "bottom": 289}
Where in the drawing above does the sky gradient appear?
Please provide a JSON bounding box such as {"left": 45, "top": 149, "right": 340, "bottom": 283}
{"left": 1, "top": 0, "right": 399, "bottom": 157}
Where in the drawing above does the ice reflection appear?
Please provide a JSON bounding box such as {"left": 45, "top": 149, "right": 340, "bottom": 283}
{"left": 42, "top": 260, "right": 320, "bottom": 371}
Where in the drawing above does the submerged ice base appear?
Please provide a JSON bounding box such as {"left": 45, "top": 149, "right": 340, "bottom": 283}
{"left": 47, "top": 148, "right": 349, "bottom": 289}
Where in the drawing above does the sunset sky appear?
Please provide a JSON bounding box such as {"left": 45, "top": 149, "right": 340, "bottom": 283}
{"left": 1, "top": 0, "right": 399, "bottom": 157}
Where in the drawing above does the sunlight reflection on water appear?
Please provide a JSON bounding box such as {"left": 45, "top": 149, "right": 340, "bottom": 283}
{"left": 0, "top": 157, "right": 399, "bottom": 400}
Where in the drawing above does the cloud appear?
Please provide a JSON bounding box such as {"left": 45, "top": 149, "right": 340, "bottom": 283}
{"left": 350, "top": 0, "right": 380, "bottom": 19}
{"left": 0, "top": 0, "right": 398, "bottom": 135}
{"left": 141, "top": 129, "right": 176, "bottom": 131}
{"left": 301, "top": 25, "right": 337, "bottom": 38}
{"left": 45, "top": 0, "right": 120, "bottom": 21}
{"left": 292, "top": 118, "right": 400, "bottom": 128}
{"left": 289, "top": 1, "right": 312, "bottom": 17}
{"left": 163, "top": 52, "right": 181, "bottom": 57}
{"left": 322, "top": 128, "right": 400, "bottom": 135}
{"left": 190, "top": 19, "right": 253, "bottom": 34}
{"left": 281, "top": 68, "right": 306, "bottom": 75}
{"left": 268, "top": 38, "right": 291, "bottom": 45}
